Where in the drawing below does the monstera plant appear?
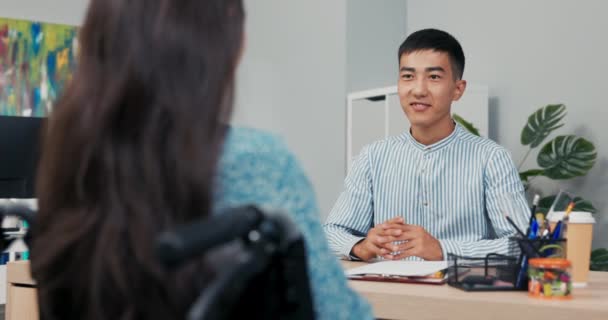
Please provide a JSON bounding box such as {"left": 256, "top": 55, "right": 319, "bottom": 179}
{"left": 454, "top": 104, "right": 606, "bottom": 271}
{"left": 455, "top": 104, "right": 597, "bottom": 213}
{"left": 591, "top": 248, "right": 608, "bottom": 271}
{"left": 517, "top": 104, "right": 597, "bottom": 213}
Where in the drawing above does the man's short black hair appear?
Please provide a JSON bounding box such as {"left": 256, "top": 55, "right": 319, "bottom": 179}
{"left": 398, "top": 28, "right": 465, "bottom": 80}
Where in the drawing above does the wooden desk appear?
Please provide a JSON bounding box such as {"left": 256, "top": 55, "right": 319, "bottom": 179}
{"left": 6, "top": 261, "right": 38, "bottom": 320}
{"left": 343, "top": 261, "right": 608, "bottom": 320}
{"left": 5, "top": 260, "right": 608, "bottom": 320}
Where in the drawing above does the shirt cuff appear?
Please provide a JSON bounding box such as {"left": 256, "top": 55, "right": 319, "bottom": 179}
{"left": 343, "top": 236, "right": 366, "bottom": 260}
{"left": 438, "top": 239, "right": 463, "bottom": 261}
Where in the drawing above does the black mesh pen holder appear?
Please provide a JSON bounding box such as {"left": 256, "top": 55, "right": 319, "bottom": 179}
{"left": 512, "top": 237, "right": 567, "bottom": 259}
{"left": 512, "top": 237, "right": 567, "bottom": 290}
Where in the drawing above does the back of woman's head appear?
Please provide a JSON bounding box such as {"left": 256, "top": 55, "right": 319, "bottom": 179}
{"left": 31, "top": 0, "right": 244, "bottom": 319}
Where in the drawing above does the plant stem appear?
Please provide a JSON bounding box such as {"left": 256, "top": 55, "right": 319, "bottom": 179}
{"left": 518, "top": 147, "right": 533, "bottom": 170}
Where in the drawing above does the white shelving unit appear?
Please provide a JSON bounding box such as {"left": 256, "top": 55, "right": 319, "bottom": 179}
{"left": 346, "top": 84, "right": 489, "bottom": 172}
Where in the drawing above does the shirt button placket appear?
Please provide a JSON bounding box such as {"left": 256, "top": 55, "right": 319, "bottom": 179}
{"left": 421, "top": 150, "right": 430, "bottom": 208}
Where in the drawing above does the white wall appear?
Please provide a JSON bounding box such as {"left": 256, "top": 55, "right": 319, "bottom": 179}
{"left": 234, "top": 0, "right": 409, "bottom": 218}
{"left": 407, "top": 0, "right": 608, "bottom": 248}
{"left": 346, "top": 0, "right": 407, "bottom": 93}
{"left": 233, "top": 0, "right": 348, "bottom": 218}
{"left": 0, "top": 0, "right": 88, "bottom": 25}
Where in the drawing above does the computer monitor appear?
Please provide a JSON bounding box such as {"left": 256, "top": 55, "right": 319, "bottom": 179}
{"left": 0, "top": 116, "right": 44, "bottom": 198}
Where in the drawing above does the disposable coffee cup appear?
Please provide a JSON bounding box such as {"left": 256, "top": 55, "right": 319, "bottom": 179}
{"left": 547, "top": 211, "right": 596, "bottom": 287}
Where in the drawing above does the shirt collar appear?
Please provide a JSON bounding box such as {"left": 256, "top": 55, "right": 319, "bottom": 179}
{"left": 401, "top": 122, "right": 463, "bottom": 152}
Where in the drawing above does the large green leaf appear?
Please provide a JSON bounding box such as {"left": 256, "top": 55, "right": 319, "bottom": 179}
{"left": 453, "top": 114, "right": 480, "bottom": 136}
{"left": 591, "top": 248, "right": 608, "bottom": 271}
{"left": 537, "top": 195, "right": 597, "bottom": 214}
{"left": 537, "top": 135, "right": 597, "bottom": 179}
{"left": 521, "top": 104, "right": 566, "bottom": 148}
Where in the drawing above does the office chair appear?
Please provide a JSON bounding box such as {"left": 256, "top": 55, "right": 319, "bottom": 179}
{"left": 156, "top": 205, "right": 315, "bottom": 320}
{"left": 0, "top": 201, "right": 315, "bottom": 319}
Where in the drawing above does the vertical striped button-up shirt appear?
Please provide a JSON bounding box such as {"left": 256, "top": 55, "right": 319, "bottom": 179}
{"left": 324, "top": 124, "right": 529, "bottom": 260}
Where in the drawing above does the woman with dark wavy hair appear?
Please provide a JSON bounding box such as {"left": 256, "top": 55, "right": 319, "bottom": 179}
{"left": 30, "top": 0, "right": 372, "bottom": 319}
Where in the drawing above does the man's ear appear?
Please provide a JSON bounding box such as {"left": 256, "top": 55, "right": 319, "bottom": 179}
{"left": 452, "top": 79, "right": 467, "bottom": 102}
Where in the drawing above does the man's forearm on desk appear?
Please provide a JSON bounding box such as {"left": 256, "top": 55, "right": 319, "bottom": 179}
{"left": 323, "top": 225, "right": 366, "bottom": 258}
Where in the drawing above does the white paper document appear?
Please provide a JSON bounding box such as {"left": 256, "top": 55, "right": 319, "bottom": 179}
{"left": 345, "top": 260, "right": 448, "bottom": 277}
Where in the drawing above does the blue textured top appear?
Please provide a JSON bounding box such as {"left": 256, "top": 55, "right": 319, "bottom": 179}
{"left": 324, "top": 124, "right": 530, "bottom": 260}
{"left": 214, "top": 127, "right": 372, "bottom": 320}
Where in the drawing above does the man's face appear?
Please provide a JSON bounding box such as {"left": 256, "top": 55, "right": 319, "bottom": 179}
{"left": 397, "top": 50, "right": 466, "bottom": 131}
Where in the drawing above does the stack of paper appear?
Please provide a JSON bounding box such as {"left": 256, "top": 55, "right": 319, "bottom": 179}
{"left": 346, "top": 261, "right": 448, "bottom": 277}
{"left": 346, "top": 261, "right": 448, "bottom": 284}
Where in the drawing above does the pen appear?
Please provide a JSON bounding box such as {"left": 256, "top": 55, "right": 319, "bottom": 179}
{"left": 563, "top": 202, "right": 575, "bottom": 220}
{"left": 530, "top": 219, "right": 539, "bottom": 238}
{"left": 544, "top": 202, "right": 574, "bottom": 257}
{"left": 516, "top": 219, "right": 539, "bottom": 289}
{"left": 552, "top": 202, "right": 575, "bottom": 239}
{"left": 551, "top": 221, "right": 562, "bottom": 240}
{"left": 526, "top": 194, "right": 540, "bottom": 236}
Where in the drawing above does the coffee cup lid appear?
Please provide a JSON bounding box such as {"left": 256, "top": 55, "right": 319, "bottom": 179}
{"left": 547, "top": 211, "right": 595, "bottom": 224}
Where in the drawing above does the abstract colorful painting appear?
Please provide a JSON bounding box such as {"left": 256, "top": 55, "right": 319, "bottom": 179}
{"left": 0, "top": 17, "right": 78, "bottom": 117}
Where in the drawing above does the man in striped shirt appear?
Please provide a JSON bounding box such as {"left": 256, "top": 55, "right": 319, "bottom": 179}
{"left": 324, "top": 28, "right": 529, "bottom": 261}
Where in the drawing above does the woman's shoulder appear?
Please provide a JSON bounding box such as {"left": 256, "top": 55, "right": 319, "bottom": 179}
{"left": 223, "top": 126, "right": 292, "bottom": 163}
{"left": 216, "top": 126, "right": 307, "bottom": 208}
